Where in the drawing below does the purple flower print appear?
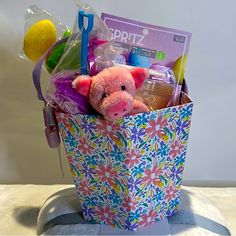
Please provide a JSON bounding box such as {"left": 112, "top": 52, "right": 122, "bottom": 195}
{"left": 128, "top": 177, "right": 142, "bottom": 192}
{"left": 170, "top": 166, "right": 184, "bottom": 181}
{"left": 82, "top": 204, "right": 95, "bottom": 219}
{"left": 166, "top": 208, "right": 178, "bottom": 217}
{"left": 175, "top": 119, "right": 190, "bottom": 135}
{"left": 82, "top": 164, "right": 95, "bottom": 178}
{"left": 130, "top": 127, "right": 145, "bottom": 143}
{"left": 81, "top": 117, "right": 96, "bottom": 135}
{"left": 125, "top": 220, "right": 139, "bottom": 231}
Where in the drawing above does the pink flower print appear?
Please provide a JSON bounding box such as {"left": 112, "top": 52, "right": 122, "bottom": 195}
{"left": 140, "top": 209, "right": 158, "bottom": 227}
{"left": 96, "top": 164, "right": 118, "bottom": 186}
{"left": 67, "top": 156, "right": 74, "bottom": 164}
{"left": 79, "top": 180, "right": 93, "bottom": 195}
{"left": 122, "top": 196, "right": 138, "bottom": 211}
{"left": 95, "top": 206, "right": 115, "bottom": 225}
{"left": 169, "top": 140, "right": 184, "bottom": 158}
{"left": 56, "top": 113, "right": 66, "bottom": 123}
{"left": 125, "top": 149, "right": 141, "bottom": 168}
{"left": 78, "top": 137, "right": 93, "bottom": 155}
{"left": 56, "top": 113, "right": 72, "bottom": 128}
{"left": 96, "top": 119, "right": 121, "bottom": 141}
{"left": 146, "top": 116, "right": 167, "bottom": 139}
{"left": 165, "top": 185, "right": 178, "bottom": 201}
{"left": 142, "top": 165, "right": 163, "bottom": 186}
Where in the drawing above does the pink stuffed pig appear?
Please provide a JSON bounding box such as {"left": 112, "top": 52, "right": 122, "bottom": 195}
{"left": 72, "top": 67, "right": 149, "bottom": 120}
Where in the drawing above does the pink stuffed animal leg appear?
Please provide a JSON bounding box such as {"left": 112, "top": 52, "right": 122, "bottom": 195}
{"left": 130, "top": 100, "right": 149, "bottom": 115}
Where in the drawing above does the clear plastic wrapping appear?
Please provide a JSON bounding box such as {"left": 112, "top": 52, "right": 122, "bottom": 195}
{"left": 45, "top": 1, "right": 124, "bottom": 114}
{"left": 27, "top": 1, "right": 189, "bottom": 115}
{"left": 137, "top": 64, "right": 177, "bottom": 110}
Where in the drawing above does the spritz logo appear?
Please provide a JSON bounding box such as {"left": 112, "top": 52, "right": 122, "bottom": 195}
{"left": 110, "top": 28, "right": 149, "bottom": 46}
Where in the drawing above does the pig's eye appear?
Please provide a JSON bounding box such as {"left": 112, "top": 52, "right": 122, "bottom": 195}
{"left": 101, "top": 92, "right": 107, "bottom": 100}
{"left": 121, "top": 85, "right": 126, "bottom": 91}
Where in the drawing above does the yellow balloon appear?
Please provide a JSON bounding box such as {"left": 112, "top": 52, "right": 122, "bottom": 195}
{"left": 173, "top": 55, "right": 187, "bottom": 85}
{"left": 23, "top": 19, "right": 57, "bottom": 62}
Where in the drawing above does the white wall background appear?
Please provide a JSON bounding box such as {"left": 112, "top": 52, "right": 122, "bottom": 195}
{"left": 0, "top": 0, "right": 235, "bottom": 185}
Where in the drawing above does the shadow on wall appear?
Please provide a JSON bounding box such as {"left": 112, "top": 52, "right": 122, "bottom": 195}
{"left": 0, "top": 17, "right": 72, "bottom": 184}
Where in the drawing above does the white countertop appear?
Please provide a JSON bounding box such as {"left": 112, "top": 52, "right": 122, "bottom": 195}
{"left": 0, "top": 185, "right": 235, "bottom": 235}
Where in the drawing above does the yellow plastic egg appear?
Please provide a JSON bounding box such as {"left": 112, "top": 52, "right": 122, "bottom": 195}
{"left": 23, "top": 19, "right": 57, "bottom": 62}
{"left": 173, "top": 55, "right": 187, "bottom": 85}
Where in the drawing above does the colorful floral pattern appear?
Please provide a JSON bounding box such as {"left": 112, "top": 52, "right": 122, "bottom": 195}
{"left": 56, "top": 96, "right": 193, "bottom": 231}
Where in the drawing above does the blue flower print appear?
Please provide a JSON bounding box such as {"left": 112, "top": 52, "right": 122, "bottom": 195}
{"left": 108, "top": 189, "right": 122, "bottom": 205}
{"left": 64, "top": 131, "right": 78, "bottom": 148}
{"left": 110, "top": 146, "right": 125, "bottom": 161}
{"left": 157, "top": 141, "right": 169, "bottom": 158}
{"left": 174, "top": 153, "right": 186, "bottom": 166}
{"left": 136, "top": 113, "right": 148, "bottom": 126}
{"left": 180, "top": 105, "right": 192, "bottom": 119}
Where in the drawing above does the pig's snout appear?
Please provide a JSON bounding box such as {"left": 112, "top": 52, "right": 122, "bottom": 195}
{"left": 106, "top": 100, "right": 131, "bottom": 120}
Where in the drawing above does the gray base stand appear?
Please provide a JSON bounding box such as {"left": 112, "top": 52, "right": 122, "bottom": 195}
{"left": 37, "top": 188, "right": 230, "bottom": 235}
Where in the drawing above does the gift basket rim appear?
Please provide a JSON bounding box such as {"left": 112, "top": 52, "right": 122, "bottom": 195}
{"left": 55, "top": 92, "right": 193, "bottom": 119}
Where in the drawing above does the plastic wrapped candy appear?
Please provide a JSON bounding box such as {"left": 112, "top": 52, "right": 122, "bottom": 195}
{"left": 20, "top": 5, "right": 70, "bottom": 65}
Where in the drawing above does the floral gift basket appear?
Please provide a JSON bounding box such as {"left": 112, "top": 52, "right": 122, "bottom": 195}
{"left": 22, "top": 0, "right": 193, "bottom": 231}
{"left": 56, "top": 95, "right": 192, "bottom": 230}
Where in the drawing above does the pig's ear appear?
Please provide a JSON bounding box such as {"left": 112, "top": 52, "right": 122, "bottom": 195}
{"left": 72, "top": 75, "right": 92, "bottom": 96}
{"left": 131, "top": 68, "right": 149, "bottom": 89}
